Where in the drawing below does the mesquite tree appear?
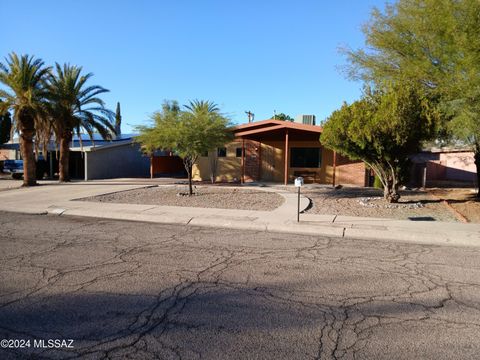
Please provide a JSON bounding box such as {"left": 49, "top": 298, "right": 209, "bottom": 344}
{"left": 136, "top": 100, "right": 233, "bottom": 195}
{"left": 345, "top": 0, "right": 480, "bottom": 195}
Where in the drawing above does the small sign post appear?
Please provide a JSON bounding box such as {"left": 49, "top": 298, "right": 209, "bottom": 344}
{"left": 294, "top": 177, "right": 304, "bottom": 222}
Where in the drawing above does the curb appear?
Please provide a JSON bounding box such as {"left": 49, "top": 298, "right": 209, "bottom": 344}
{"left": 41, "top": 206, "right": 480, "bottom": 249}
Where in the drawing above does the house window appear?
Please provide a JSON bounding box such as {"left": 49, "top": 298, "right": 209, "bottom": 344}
{"left": 217, "top": 147, "right": 227, "bottom": 157}
{"left": 236, "top": 148, "right": 242, "bottom": 157}
{"left": 290, "top": 148, "right": 321, "bottom": 168}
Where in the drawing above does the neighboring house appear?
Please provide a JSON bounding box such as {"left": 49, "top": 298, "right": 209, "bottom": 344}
{"left": 0, "top": 148, "right": 16, "bottom": 172}
{"left": 0, "top": 134, "right": 150, "bottom": 180}
{"left": 410, "top": 147, "right": 477, "bottom": 187}
{"left": 189, "top": 119, "right": 366, "bottom": 186}
{"left": 71, "top": 134, "right": 150, "bottom": 180}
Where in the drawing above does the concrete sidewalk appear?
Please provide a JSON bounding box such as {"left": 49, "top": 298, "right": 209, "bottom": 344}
{"left": 0, "top": 179, "right": 479, "bottom": 248}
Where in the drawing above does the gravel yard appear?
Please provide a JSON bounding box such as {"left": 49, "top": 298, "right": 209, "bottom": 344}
{"left": 81, "top": 185, "right": 285, "bottom": 211}
{"left": 429, "top": 188, "right": 480, "bottom": 223}
{"left": 296, "top": 186, "right": 460, "bottom": 222}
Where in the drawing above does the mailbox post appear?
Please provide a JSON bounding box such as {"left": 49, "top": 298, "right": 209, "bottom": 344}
{"left": 294, "top": 177, "right": 304, "bottom": 222}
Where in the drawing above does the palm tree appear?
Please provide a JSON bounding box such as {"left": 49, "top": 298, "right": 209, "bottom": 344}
{"left": 46, "top": 63, "right": 115, "bottom": 182}
{"left": 184, "top": 99, "right": 219, "bottom": 114}
{"left": 0, "top": 53, "right": 50, "bottom": 186}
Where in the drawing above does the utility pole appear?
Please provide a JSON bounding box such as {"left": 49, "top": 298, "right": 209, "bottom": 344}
{"left": 245, "top": 110, "right": 254, "bottom": 123}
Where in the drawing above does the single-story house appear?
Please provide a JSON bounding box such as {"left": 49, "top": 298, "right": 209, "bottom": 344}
{"left": 190, "top": 119, "right": 367, "bottom": 185}
{"left": 0, "top": 133, "right": 150, "bottom": 180}
{"left": 410, "top": 147, "right": 478, "bottom": 187}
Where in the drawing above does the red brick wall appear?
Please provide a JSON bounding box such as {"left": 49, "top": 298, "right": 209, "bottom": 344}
{"left": 244, "top": 141, "right": 260, "bottom": 181}
{"left": 335, "top": 155, "right": 365, "bottom": 186}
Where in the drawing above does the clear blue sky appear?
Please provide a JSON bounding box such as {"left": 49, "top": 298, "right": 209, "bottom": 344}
{"left": 1, "top": 0, "right": 386, "bottom": 133}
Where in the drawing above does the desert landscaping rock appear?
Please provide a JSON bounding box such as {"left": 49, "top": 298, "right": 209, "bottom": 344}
{"left": 80, "top": 185, "right": 285, "bottom": 211}
{"left": 288, "top": 186, "right": 459, "bottom": 222}
{"left": 429, "top": 188, "right": 480, "bottom": 223}
{"left": 358, "top": 196, "right": 425, "bottom": 209}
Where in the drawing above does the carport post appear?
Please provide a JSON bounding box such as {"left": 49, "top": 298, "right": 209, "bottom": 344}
{"left": 84, "top": 152, "right": 88, "bottom": 181}
{"left": 241, "top": 138, "right": 245, "bottom": 184}
{"left": 332, "top": 151, "right": 337, "bottom": 187}
{"left": 284, "top": 129, "right": 289, "bottom": 185}
{"left": 150, "top": 154, "right": 153, "bottom": 179}
{"left": 49, "top": 151, "right": 53, "bottom": 179}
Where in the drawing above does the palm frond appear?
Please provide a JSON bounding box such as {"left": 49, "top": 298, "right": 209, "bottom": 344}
{"left": 46, "top": 62, "right": 114, "bottom": 145}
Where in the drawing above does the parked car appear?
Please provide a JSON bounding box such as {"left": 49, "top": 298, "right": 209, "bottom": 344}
{"left": 3, "top": 160, "right": 23, "bottom": 179}
{"left": 3, "top": 158, "right": 47, "bottom": 180}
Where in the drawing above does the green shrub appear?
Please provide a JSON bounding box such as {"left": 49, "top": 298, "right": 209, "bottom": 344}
{"left": 373, "top": 175, "right": 383, "bottom": 189}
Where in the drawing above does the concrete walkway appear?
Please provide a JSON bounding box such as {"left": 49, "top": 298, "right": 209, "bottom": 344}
{"left": 0, "top": 179, "right": 479, "bottom": 248}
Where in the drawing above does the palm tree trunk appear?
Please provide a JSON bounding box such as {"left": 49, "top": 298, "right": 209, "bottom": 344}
{"left": 18, "top": 115, "right": 36, "bottom": 187}
{"left": 59, "top": 132, "right": 72, "bottom": 182}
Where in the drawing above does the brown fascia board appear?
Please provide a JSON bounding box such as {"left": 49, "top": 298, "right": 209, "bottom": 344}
{"left": 234, "top": 125, "right": 286, "bottom": 137}
{"left": 232, "top": 119, "right": 323, "bottom": 135}
{"left": 234, "top": 119, "right": 285, "bottom": 130}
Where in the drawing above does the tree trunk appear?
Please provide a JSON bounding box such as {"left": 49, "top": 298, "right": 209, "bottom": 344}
{"left": 377, "top": 162, "right": 400, "bottom": 203}
{"left": 474, "top": 150, "right": 480, "bottom": 198}
{"left": 384, "top": 183, "right": 400, "bottom": 203}
{"left": 18, "top": 113, "right": 36, "bottom": 187}
{"left": 371, "top": 163, "right": 401, "bottom": 203}
{"left": 188, "top": 167, "right": 193, "bottom": 195}
{"left": 59, "top": 131, "right": 72, "bottom": 182}
{"left": 183, "top": 156, "right": 194, "bottom": 196}
{"left": 209, "top": 154, "right": 217, "bottom": 184}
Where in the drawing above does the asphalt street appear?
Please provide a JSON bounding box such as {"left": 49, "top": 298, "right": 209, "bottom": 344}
{"left": 1, "top": 211, "right": 479, "bottom": 359}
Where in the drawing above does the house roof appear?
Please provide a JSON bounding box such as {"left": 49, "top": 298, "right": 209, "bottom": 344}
{"left": 1, "top": 133, "right": 138, "bottom": 152}
{"left": 232, "top": 119, "right": 322, "bottom": 142}
{"left": 72, "top": 133, "right": 136, "bottom": 142}
{"left": 70, "top": 139, "right": 136, "bottom": 152}
{"left": 68, "top": 133, "right": 136, "bottom": 151}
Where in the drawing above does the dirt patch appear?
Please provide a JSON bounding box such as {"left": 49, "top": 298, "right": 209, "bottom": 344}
{"left": 80, "top": 185, "right": 285, "bottom": 211}
{"left": 297, "top": 186, "right": 460, "bottom": 222}
{"left": 429, "top": 188, "right": 480, "bottom": 223}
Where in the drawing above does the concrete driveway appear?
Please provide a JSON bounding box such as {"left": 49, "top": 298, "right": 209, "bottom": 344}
{"left": 0, "top": 178, "right": 23, "bottom": 191}
{"left": 1, "top": 212, "right": 480, "bottom": 359}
